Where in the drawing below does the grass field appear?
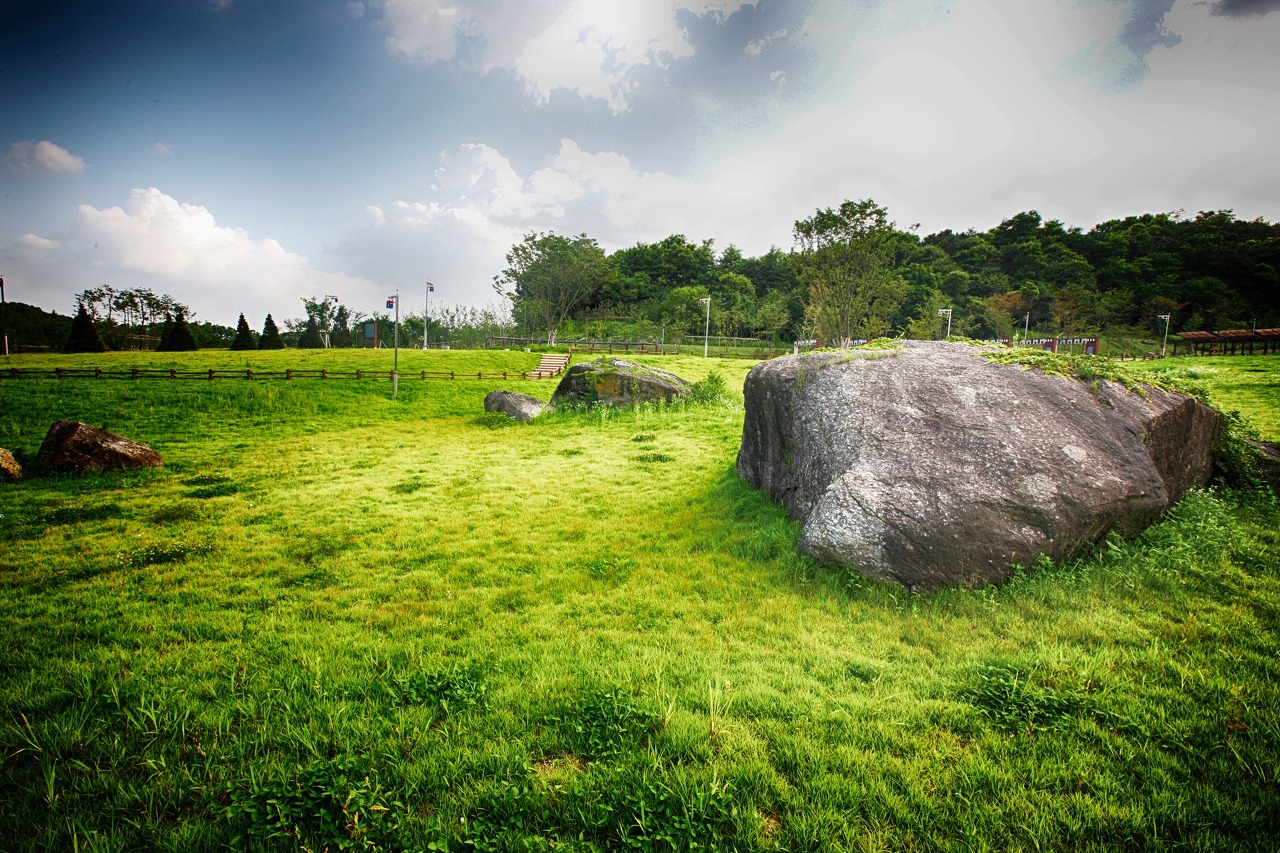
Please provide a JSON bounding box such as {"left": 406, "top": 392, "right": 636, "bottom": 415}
{"left": 1, "top": 348, "right": 1278, "bottom": 852}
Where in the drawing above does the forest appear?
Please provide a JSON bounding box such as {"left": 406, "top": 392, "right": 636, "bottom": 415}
{"left": 496, "top": 203, "right": 1280, "bottom": 347}
{"left": 4, "top": 203, "right": 1278, "bottom": 352}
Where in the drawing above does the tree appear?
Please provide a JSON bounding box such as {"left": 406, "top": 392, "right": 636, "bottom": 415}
{"left": 156, "top": 314, "right": 174, "bottom": 350}
{"left": 494, "top": 232, "right": 615, "bottom": 344}
{"left": 230, "top": 313, "right": 257, "bottom": 350}
{"left": 793, "top": 199, "right": 908, "bottom": 346}
{"left": 259, "top": 314, "right": 284, "bottom": 349}
{"left": 330, "top": 305, "right": 352, "bottom": 348}
{"left": 158, "top": 311, "right": 198, "bottom": 351}
{"left": 63, "top": 303, "right": 106, "bottom": 353}
{"left": 297, "top": 315, "right": 324, "bottom": 348}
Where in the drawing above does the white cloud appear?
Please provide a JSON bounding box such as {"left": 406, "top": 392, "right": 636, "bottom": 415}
{"left": 3, "top": 140, "right": 87, "bottom": 175}
{"left": 745, "top": 28, "right": 787, "bottom": 56}
{"left": 10, "top": 188, "right": 376, "bottom": 326}
{"left": 17, "top": 233, "right": 60, "bottom": 250}
{"left": 380, "top": 0, "right": 757, "bottom": 110}
{"left": 152, "top": 142, "right": 173, "bottom": 156}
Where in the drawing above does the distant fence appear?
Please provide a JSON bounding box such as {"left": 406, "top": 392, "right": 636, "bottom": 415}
{"left": 0, "top": 367, "right": 539, "bottom": 382}
{"left": 483, "top": 336, "right": 787, "bottom": 359}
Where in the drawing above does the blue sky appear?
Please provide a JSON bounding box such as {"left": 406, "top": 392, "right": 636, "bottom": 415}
{"left": 3, "top": 0, "right": 1278, "bottom": 328}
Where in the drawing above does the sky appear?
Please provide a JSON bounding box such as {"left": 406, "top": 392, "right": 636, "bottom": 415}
{"left": 2, "top": 0, "right": 1279, "bottom": 328}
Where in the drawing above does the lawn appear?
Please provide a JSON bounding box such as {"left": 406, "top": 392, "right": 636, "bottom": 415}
{"left": 1, "top": 348, "right": 1278, "bottom": 852}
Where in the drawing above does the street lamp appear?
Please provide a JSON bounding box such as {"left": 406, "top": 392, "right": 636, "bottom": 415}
{"left": 423, "top": 280, "right": 435, "bottom": 350}
{"left": 937, "top": 308, "right": 952, "bottom": 339}
{"left": 386, "top": 291, "right": 400, "bottom": 398}
{"left": 1158, "top": 313, "right": 1171, "bottom": 357}
{"left": 698, "top": 297, "right": 711, "bottom": 357}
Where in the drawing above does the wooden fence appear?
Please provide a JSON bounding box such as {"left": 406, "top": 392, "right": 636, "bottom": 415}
{"left": 0, "top": 367, "right": 540, "bottom": 382}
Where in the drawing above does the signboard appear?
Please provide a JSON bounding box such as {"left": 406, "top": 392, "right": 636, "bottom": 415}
{"left": 362, "top": 321, "right": 378, "bottom": 348}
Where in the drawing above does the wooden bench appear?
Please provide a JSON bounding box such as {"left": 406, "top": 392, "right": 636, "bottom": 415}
{"left": 525, "top": 353, "right": 570, "bottom": 379}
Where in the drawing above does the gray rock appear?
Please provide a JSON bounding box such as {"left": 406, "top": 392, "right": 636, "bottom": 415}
{"left": 551, "top": 358, "right": 691, "bottom": 407}
{"left": 484, "top": 390, "right": 550, "bottom": 422}
{"left": 36, "top": 420, "right": 165, "bottom": 473}
{"left": 737, "top": 341, "right": 1217, "bottom": 592}
{"left": 0, "top": 448, "right": 20, "bottom": 480}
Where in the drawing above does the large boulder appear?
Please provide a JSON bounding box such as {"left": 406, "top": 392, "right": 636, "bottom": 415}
{"left": 36, "top": 420, "right": 165, "bottom": 473}
{"left": 0, "top": 448, "right": 20, "bottom": 480}
{"left": 552, "top": 358, "right": 691, "bottom": 407}
{"left": 737, "top": 341, "right": 1217, "bottom": 592}
{"left": 484, "top": 390, "right": 550, "bottom": 422}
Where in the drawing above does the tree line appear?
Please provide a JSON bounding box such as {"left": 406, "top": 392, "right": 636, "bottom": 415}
{"left": 494, "top": 202, "right": 1280, "bottom": 346}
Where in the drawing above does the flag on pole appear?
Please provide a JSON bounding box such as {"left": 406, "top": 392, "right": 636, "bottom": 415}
{"left": 428, "top": 283, "right": 435, "bottom": 292}
{"left": 386, "top": 298, "right": 395, "bottom": 309}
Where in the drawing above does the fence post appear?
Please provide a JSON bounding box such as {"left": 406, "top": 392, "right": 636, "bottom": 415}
{"left": 451, "top": 370, "right": 455, "bottom": 380}
{"left": 170, "top": 369, "right": 176, "bottom": 379}
{"left": 356, "top": 369, "right": 362, "bottom": 380}
{"left": 287, "top": 369, "right": 292, "bottom": 380}
{"left": 208, "top": 368, "right": 214, "bottom": 381}
{"left": 321, "top": 369, "right": 327, "bottom": 379}
{"left": 421, "top": 370, "right": 426, "bottom": 380}
{"left": 247, "top": 369, "right": 253, "bottom": 379}
{"left": 56, "top": 368, "right": 63, "bottom": 380}
{"left": 96, "top": 368, "right": 102, "bottom": 379}
{"left": 132, "top": 368, "right": 139, "bottom": 380}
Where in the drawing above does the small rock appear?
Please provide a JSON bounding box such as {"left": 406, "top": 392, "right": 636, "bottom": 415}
{"left": 551, "top": 358, "right": 691, "bottom": 407}
{"left": 484, "top": 390, "right": 550, "bottom": 422}
{"left": 0, "top": 448, "right": 21, "bottom": 480}
{"left": 36, "top": 420, "right": 165, "bottom": 473}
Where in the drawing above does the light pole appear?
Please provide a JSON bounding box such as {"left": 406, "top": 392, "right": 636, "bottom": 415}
{"left": 698, "top": 297, "right": 711, "bottom": 357}
{"left": 1158, "top": 313, "right": 1171, "bottom": 357}
{"left": 937, "top": 308, "right": 952, "bottom": 339}
{"left": 423, "top": 280, "right": 435, "bottom": 350}
{"left": 1023, "top": 311, "right": 1030, "bottom": 345}
{"left": 387, "top": 291, "right": 400, "bottom": 398}
{"left": 1, "top": 275, "right": 8, "bottom": 356}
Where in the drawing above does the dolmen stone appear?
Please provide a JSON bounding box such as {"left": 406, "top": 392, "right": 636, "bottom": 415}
{"left": 36, "top": 420, "right": 165, "bottom": 473}
{"left": 737, "top": 340, "right": 1217, "bottom": 592}
{"left": 552, "top": 358, "right": 691, "bottom": 407}
{"left": 0, "top": 448, "right": 20, "bottom": 480}
{"left": 484, "top": 390, "right": 550, "bottom": 422}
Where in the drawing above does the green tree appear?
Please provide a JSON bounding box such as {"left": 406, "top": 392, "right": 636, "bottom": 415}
{"left": 63, "top": 303, "right": 106, "bottom": 353}
{"left": 158, "top": 310, "right": 199, "bottom": 351}
{"left": 793, "top": 199, "right": 908, "bottom": 346}
{"left": 495, "top": 232, "right": 615, "bottom": 344}
{"left": 297, "top": 315, "right": 324, "bottom": 348}
{"left": 230, "top": 313, "right": 256, "bottom": 350}
{"left": 259, "top": 314, "right": 284, "bottom": 350}
{"left": 330, "top": 304, "right": 352, "bottom": 348}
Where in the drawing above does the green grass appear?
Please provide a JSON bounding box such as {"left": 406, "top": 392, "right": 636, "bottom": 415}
{"left": 1125, "top": 355, "right": 1280, "bottom": 442}
{"left": 1, "top": 349, "right": 1278, "bottom": 851}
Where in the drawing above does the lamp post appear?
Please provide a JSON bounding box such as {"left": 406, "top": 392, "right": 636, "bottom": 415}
{"left": 1023, "top": 312, "right": 1030, "bottom": 345}
{"left": 698, "top": 297, "right": 711, "bottom": 357}
{"left": 1158, "top": 313, "right": 1171, "bottom": 357}
{"left": 1, "top": 275, "right": 8, "bottom": 356}
{"left": 423, "top": 280, "right": 435, "bottom": 350}
{"left": 387, "top": 292, "right": 400, "bottom": 398}
{"left": 937, "top": 308, "right": 952, "bottom": 339}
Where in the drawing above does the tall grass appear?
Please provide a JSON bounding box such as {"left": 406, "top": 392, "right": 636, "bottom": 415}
{"left": 0, "top": 350, "right": 1277, "bottom": 851}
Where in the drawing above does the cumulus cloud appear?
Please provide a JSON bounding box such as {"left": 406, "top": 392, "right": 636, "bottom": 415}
{"left": 3, "top": 140, "right": 87, "bottom": 175}
{"left": 10, "top": 188, "right": 376, "bottom": 325}
{"left": 379, "top": 0, "right": 757, "bottom": 110}
{"left": 745, "top": 28, "right": 787, "bottom": 56}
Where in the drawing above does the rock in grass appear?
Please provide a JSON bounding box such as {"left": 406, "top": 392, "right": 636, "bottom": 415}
{"left": 737, "top": 340, "right": 1217, "bottom": 592}
{"left": 484, "top": 390, "right": 550, "bottom": 422}
{"left": 552, "top": 358, "right": 691, "bottom": 407}
{"left": 36, "top": 420, "right": 165, "bottom": 473}
{"left": 0, "top": 448, "right": 20, "bottom": 480}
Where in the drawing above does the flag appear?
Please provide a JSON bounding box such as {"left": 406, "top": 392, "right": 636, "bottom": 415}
{"left": 428, "top": 283, "right": 435, "bottom": 292}
{"left": 386, "top": 299, "right": 395, "bottom": 309}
